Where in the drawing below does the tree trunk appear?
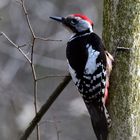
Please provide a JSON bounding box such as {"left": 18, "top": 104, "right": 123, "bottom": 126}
{"left": 103, "top": 0, "right": 140, "bottom": 140}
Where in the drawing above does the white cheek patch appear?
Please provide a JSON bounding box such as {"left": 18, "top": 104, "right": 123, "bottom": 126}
{"left": 84, "top": 44, "right": 100, "bottom": 74}
{"left": 76, "top": 20, "right": 93, "bottom": 32}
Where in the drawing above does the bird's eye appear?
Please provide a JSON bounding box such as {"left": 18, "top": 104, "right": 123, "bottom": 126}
{"left": 70, "top": 19, "right": 78, "bottom": 25}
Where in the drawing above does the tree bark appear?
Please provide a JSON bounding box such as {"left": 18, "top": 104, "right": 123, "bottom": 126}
{"left": 103, "top": 0, "right": 140, "bottom": 140}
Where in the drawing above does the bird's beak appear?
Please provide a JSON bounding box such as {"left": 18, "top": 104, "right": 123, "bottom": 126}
{"left": 50, "top": 16, "right": 65, "bottom": 23}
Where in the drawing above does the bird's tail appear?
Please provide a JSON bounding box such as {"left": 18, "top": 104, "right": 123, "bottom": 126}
{"left": 86, "top": 101, "right": 111, "bottom": 140}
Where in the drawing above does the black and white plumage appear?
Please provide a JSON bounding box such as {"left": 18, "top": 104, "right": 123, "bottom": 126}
{"left": 67, "top": 32, "right": 106, "bottom": 98}
{"left": 50, "top": 14, "right": 113, "bottom": 140}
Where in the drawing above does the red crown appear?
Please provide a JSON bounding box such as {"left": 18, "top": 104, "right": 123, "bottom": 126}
{"left": 71, "top": 14, "right": 94, "bottom": 26}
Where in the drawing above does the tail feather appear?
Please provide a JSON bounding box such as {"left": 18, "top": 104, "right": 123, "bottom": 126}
{"left": 86, "top": 101, "right": 109, "bottom": 140}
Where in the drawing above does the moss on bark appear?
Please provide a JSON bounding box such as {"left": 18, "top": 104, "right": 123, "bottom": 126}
{"left": 103, "top": 0, "right": 140, "bottom": 140}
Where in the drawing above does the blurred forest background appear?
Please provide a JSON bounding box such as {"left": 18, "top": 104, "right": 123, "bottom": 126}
{"left": 0, "top": 0, "right": 103, "bottom": 140}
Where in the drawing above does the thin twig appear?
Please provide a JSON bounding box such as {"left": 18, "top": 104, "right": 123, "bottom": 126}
{"left": 30, "top": 38, "right": 36, "bottom": 63}
{"left": 116, "top": 47, "right": 131, "bottom": 51}
{"left": 19, "top": 75, "right": 71, "bottom": 140}
{"left": 21, "top": 0, "right": 35, "bottom": 37}
{"left": 18, "top": 44, "right": 27, "bottom": 48}
{"left": 112, "top": 46, "right": 131, "bottom": 58}
{"left": 0, "top": 32, "right": 31, "bottom": 63}
{"left": 30, "top": 38, "right": 40, "bottom": 140}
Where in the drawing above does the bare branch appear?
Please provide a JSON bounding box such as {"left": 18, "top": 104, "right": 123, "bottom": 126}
{"left": 0, "top": 32, "right": 31, "bottom": 63}
{"left": 20, "top": 0, "right": 62, "bottom": 42}
{"left": 21, "top": 0, "right": 35, "bottom": 37}
{"left": 20, "top": 0, "right": 40, "bottom": 139}
{"left": 18, "top": 44, "right": 27, "bottom": 48}
{"left": 19, "top": 74, "right": 71, "bottom": 140}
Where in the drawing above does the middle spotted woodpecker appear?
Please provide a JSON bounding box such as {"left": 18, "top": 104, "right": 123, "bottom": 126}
{"left": 50, "top": 14, "right": 114, "bottom": 140}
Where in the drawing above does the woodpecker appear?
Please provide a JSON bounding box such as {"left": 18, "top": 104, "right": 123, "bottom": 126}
{"left": 50, "top": 14, "right": 113, "bottom": 140}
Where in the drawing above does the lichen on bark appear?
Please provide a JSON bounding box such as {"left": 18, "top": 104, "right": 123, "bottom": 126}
{"left": 103, "top": 0, "right": 140, "bottom": 140}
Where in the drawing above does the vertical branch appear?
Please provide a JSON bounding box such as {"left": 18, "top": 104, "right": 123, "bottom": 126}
{"left": 21, "top": 0, "right": 35, "bottom": 38}
{"left": 30, "top": 38, "right": 38, "bottom": 115}
{"left": 19, "top": 1, "right": 63, "bottom": 139}
{"left": 20, "top": 0, "right": 40, "bottom": 139}
{"left": 30, "top": 38, "right": 40, "bottom": 140}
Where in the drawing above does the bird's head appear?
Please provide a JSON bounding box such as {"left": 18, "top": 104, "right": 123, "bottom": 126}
{"left": 50, "top": 14, "right": 94, "bottom": 34}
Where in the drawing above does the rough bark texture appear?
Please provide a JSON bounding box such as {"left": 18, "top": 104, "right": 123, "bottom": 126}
{"left": 103, "top": 0, "right": 140, "bottom": 140}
